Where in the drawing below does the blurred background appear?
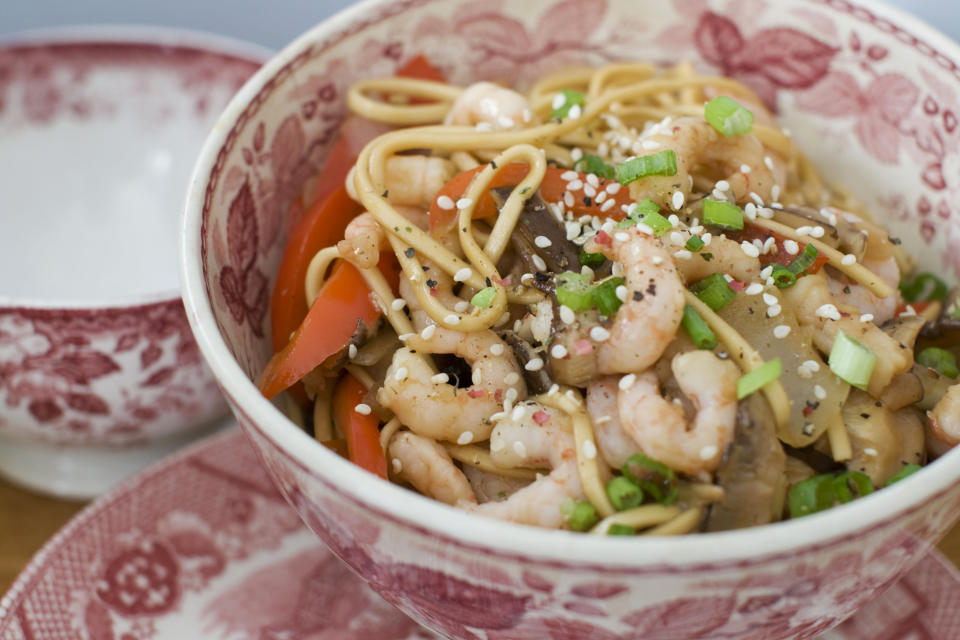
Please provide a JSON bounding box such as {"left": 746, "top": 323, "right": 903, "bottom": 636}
{"left": 2, "top": 0, "right": 958, "bottom": 49}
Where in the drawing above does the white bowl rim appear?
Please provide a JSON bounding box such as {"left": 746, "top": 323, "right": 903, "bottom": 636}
{"left": 0, "top": 24, "right": 273, "bottom": 312}
{"left": 182, "top": 0, "right": 960, "bottom": 570}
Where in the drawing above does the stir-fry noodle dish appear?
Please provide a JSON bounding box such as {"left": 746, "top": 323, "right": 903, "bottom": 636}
{"left": 257, "top": 56, "right": 960, "bottom": 536}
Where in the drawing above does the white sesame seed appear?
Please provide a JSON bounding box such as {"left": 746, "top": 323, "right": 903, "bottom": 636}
{"left": 715, "top": 180, "right": 730, "bottom": 192}
{"left": 398, "top": 332, "right": 414, "bottom": 341}
{"left": 455, "top": 431, "right": 474, "bottom": 446}
{"left": 619, "top": 373, "right": 637, "bottom": 390}
{"left": 455, "top": 301, "right": 469, "bottom": 312}
{"left": 590, "top": 326, "right": 611, "bottom": 341}
{"left": 652, "top": 255, "right": 664, "bottom": 265}
{"left": 550, "top": 344, "right": 568, "bottom": 359}
{"left": 674, "top": 250, "right": 693, "bottom": 260}
{"left": 513, "top": 441, "right": 528, "bottom": 457}
{"left": 595, "top": 191, "right": 607, "bottom": 203}
{"left": 585, "top": 173, "right": 600, "bottom": 188}
{"left": 764, "top": 156, "right": 775, "bottom": 170}
{"left": 614, "top": 231, "right": 630, "bottom": 243}
{"left": 453, "top": 267, "right": 473, "bottom": 282}
{"left": 671, "top": 191, "right": 685, "bottom": 210}
{"left": 471, "top": 369, "right": 484, "bottom": 387}
{"left": 456, "top": 198, "right": 475, "bottom": 211}
{"left": 431, "top": 373, "right": 449, "bottom": 384}
{"left": 766, "top": 304, "right": 782, "bottom": 318}
{"left": 860, "top": 313, "right": 875, "bottom": 323}
{"left": 758, "top": 207, "right": 775, "bottom": 219}
{"left": 803, "top": 360, "right": 821, "bottom": 372}
{"left": 762, "top": 236, "right": 777, "bottom": 254}
{"left": 437, "top": 195, "right": 455, "bottom": 210}
{"left": 771, "top": 185, "right": 781, "bottom": 201}
{"left": 641, "top": 139, "right": 660, "bottom": 150}
{"left": 669, "top": 231, "right": 685, "bottom": 246}
{"left": 582, "top": 439, "right": 598, "bottom": 460}
{"left": 394, "top": 366, "right": 409, "bottom": 381}
{"left": 354, "top": 403, "right": 372, "bottom": 415}
{"left": 741, "top": 241, "right": 761, "bottom": 258}
{"left": 567, "top": 179, "right": 584, "bottom": 191}
{"left": 559, "top": 305, "right": 576, "bottom": 324}
{"left": 504, "top": 372, "right": 521, "bottom": 385}
{"left": 763, "top": 292, "right": 778, "bottom": 306}
{"left": 783, "top": 239, "right": 800, "bottom": 255}
{"left": 392, "top": 458, "right": 403, "bottom": 473}
{"left": 594, "top": 415, "right": 612, "bottom": 425}
{"left": 570, "top": 148, "right": 583, "bottom": 162}
{"left": 525, "top": 358, "right": 545, "bottom": 372}
{"left": 814, "top": 384, "right": 827, "bottom": 400}
{"left": 444, "top": 314, "right": 461, "bottom": 325}
{"left": 760, "top": 265, "right": 774, "bottom": 279}
{"left": 745, "top": 283, "right": 764, "bottom": 295}
{"left": 421, "top": 324, "right": 436, "bottom": 340}
{"left": 901, "top": 304, "right": 917, "bottom": 317}
{"left": 635, "top": 222, "right": 654, "bottom": 236}
{"left": 490, "top": 343, "right": 505, "bottom": 356}
{"left": 771, "top": 202, "right": 783, "bottom": 209}
{"left": 497, "top": 115, "right": 515, "bottom": 129}
{"left": 816, "top": 304, "right": 841, "bottom": 320}
{"left": 841, "top": 253, "right": 857, "bottom": 266}
{"left": 797, "top": 365, "right": 813, "bottom": 379}
{"left": 534, "top": 235, "right": 552, "bottom": 249}
{"left": 743, "top": 202, "right": 757, "bottom": 220}
{"left": 505, "top": 387, "right": 519, "bottom": 402}
{"left": 699, "top": 445, "right": 718, "bottom": 460}
{"left": 522, "top": 108, "right": 532, "bottom": 123}
{"left": 561, "top": 170, "right": 579, "bottom": 180}
{"left": 749, "top": 192, "right": 765, "bottom": 206}
{"left": 532, "top": 254, "right": 547, "bottom": 271}
{"left": 773, "top": 325, "right": 791, "bottom": 339}
{"left": 605, "top": 182, "right": 621, "bottom": 195}
{"left": 348, "top": 343, "right": 358, "bottom": 359}
{"left": 490, "top": 439, "right": 506, "bottom": 452}
{"left": 701, "top": 233, "right": 712, "bottom": 246}
{"left": 796, "top": 226, "right": 812, "bottom": 236}
{"left": 521, "top": 272, "right": 536, "bottom": 285}
{"left": 391, "top": 298, "right": 406, "bottom": 311}
{"left": 600, "top": 198, "right": 617, "bottom": 212}
{"left": 864, "top": 447, "right": 878, "bottom": 457}
{"left": 615, "top": 285, "right": 628, "bottom": 302}
{"left": 581, "top": 265, "right": 595, "bottom": 279}
{"left": 552, "top": 93, "right": 567, "bottom": 109}
{"left": 740, "top": 164, "right": 752, "bottom": 174}
{"left": 583, "top": 184, "right": 597, "bottom": 198}
{"left": 810, "top": 226, "right": 825, "bottom": 238}
{"left": 568, "top": 104, "right": 582, "bottom": 119}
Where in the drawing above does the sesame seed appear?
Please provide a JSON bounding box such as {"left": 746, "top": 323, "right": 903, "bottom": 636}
{"left": 797, "top": 365, "right": 813, "bottom": 380}
{"left": 354, "top": 403, "right": 372, "bottom": 415}
{"left": 471, "top": 368, "right": 483, "bottom": 386}
{"left": 674, "top": 250, "right": 693, "bottom": 260}
{"left": 760, "top": 265, "right": 774, "bottom": 279}
{"left": 615, "top": 285, "right": 628, "bottom": 302}
{"left": 497, "top": 115, "right": 515, "bottom": 129}
{"left": 505, "top": 387, "right": 519, "bottom": 402}
{"left": 504, "top": 372, "right": 521, "bottom": 385}
{"left": 641, "top": 139, "right": 660, "bottom": 150}
{"left": 534, "top": 235, "right": 552, "bottom": 248}
{"left": 431, "top": 373, "right": 449, "bottom": 384}
{"left": 567, "top": 179, "right": 584, "bottom": 191}
{"left": 796, "top": 226, "right": 812, "bottom": 236}
{"left": 552, "top": 93, "right": 567, "bottom": 109}
{"left": 619, "top": 373, "right": 637, "bottom": 390}
{"left": 605, "top": 182, "right": 621, "bottom": 194}
{"left": 741, "top": 241, "right": 760, "bottom": 258}
{"left": 595, "top": 191, "right": 607, "bottom": 203}
{"left": 743, "top": 202, "right": 757, "bottom": 220}
{"left": 398, "top": 332, "right": 414, "bottom": 341}
{"left": 614, "top": 231, "right": 630, "bottom": 242}
{"left": 392, "top": 458, "right": 403, "bottom": 473}
{"left": 590, "top": 326, "right": 611, "bottom": 341}
{"left": 901, "top": 304, "right": 917, "bottom": 317}
{"left": 455, "top": 301, "right": 469, "bottom": 312}
{"left": 513, "top": 441, "right": 528, "bottom": 457}
{"left": 348, "top": 344, "right": 358, "bottom": 359}
{"left": 652, "top": 255, "right": 664, "bottom": 265}
{"left": 582, "top": 439, "right": 598, "bottom": 460}
{"left": 600, "top": 198, "right": 617, "bottom": 212}
{"left": 699, "top": 445, "right": 718, "bottom": 460}
{"left": 453, "top": 267, "right": 472, "bottom": 282}
{"left": 444, "top": 314, "right": 461, "bottom": 325}
{"left": 773, "top": 325, "right": 791, "bottom": 339}
{"left": 437, "top": 195, "right": 455, "bottom": 210}
{"left": 551, "top": 344, "right": 568, "bottom": 359}
{"left": 568, "top": 104, "right": 582, "bottom": 119}
{"left": 810, "top": 226, "right": 825, "bottom": 238}
{"left": 771, "top": 185, "right": 781, "bottom": 201}
{"left": 841, "top": 254, "right": 857, "bottom": 266}
{"left": 762, "top": 236, "right": 776, "bottom": 254}
{"left": 635, "top": 222, "right": 654, "bottom": 236}
{"left": 763, "top": 293, "right": 778, "bottom": 306}
{"left": 583, "top": 184, "right": 597, "bottom": 198}
{"left": 581, "top": 265, "right": 595, "bottom": 279}
{"left": 803, "top": 360, "right": 821, "bottom": 372}
{"left": 814, "top": 384, "right": 827, "bottom": 400}
{"left": 764, "top": 156, "right": 775, "bottom": 170}
{"left": 668, "top": 214, "right": 681, "bottom": 227}
{"left": 766, "top": 304, "right": 782, "bottom": 318}
{"left": 860, "top": 313, "right": 875, "bottom": 323}
{"left": 671, "top": 191, "right": 685, "bottom": 210}
{"left": 490, "top": 439, "right": 505, "bottom": 452}
{"left": 522, "top": 108, "right": 532, "bottom": 123}
{"left": 559, "top": 305, "right": 576, "bottom": 324}
{"left": 586, "top": 173, "right": 600, "bottom": 188}
{"left": 715, "top": 180, "right": 730, "bottom": 192}
{"left": 864, "top": 447, "right": 878, "bottom": 457}
{"left": 783, "top": 239, "right": 800, "bottom": 255}
{"left": 561, "top": 170, "right": 579, "bottom": 180}
{"left": 669, "top": 231, "right": 684, "bottom": 246}
{"left": 758, "top": 207, "right": 775, "bottom": 219}
{"left": 749, "top": 192, "right": 764, "bottom": 206}
{"left": 490, "top": 343, "right": 505, "bottom": 356}
{"left": 571, "top": 148, "right": 583, "bottom": 162}
{"left": 532, "top": 254, "right": 547, "bottom": 271}
{"left": 816, "top": 304, "right": 841, "bottom": 320}
{"left": 525, "top": 358, "right": 545, "bottom": 372}
{"left": 701, "top": 233, "right": 712, "bottom": 246}
{"left": 740, "top": 164, "right": 752, "bottom": 174}
{"left": 456, "top": 197, "right": 474, "bottom": 210}
{"left": 520, "top": 272, "right": 535, "bottom": 285}
{"left": 745, "top": 283, "right": 764, "bottom": 295}
{"left": 394, "top": 367, "right": 409, "bottom": 381}
{"left": 391, "top": 298, "right": 406, "bottom": 311}
{"left": 457, "top": 431, "right": 474, "bottom": 445}
{"left": 421, "top": 324, "right": 436, "bottom": 340}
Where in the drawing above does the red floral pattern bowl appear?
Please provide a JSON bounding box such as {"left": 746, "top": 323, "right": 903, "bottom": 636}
{"left": 0, "top": 27, "right": 270, "bottom": 498}
{"left": 181, "top": 1, "right": 960, "bottom": 638}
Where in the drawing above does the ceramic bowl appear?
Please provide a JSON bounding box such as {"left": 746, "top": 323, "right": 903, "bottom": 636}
{"left": 0, "top": 27, "right": 271, "bottom": 499}
{"left": 182, "top": 1, "right": 960, "bottom": 637}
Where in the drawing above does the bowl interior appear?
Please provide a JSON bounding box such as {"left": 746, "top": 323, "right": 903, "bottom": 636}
{"left": 185, "top": 0, "right": 960, "bottom": 565}
{"left": 0, "top": 30, "right": 267, "bottom": 304}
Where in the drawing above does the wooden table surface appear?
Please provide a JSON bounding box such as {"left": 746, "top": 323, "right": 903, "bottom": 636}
{"left": 3, "top": 476, "right": 960, "bottom": 596}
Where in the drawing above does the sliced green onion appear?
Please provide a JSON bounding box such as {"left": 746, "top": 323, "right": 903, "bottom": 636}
{"left": 608, "top": 524, "right": 637, "bottom": 536}
{"left": 917, "top": 347, "right": 959, "bottom": 379}
{"left": 579, "top": 248, "right": 606, "bottom": 267}
{"left": 702, "top": 199, "right": 744, "bottom": 231}
{"left": 737, "top": 358, "right": 782, "bottom": 399}
{"left": 616, "top": 150, "right": 678, "bottom": 185}
{"left": 831, "top": 471, "right": 873, "bottom": 503}
{"left": 704, "top": 96, "right": 754, "bottom": 136}
{"left": 556, "top": 271, "right": 594, "bottom": 312}
{"left": 829, "top": 330, "right": 876, "bottom": 390}
{"left": 560, "top": 498, "right": 598, "bottom": 531}
{"left": 550, "top": 89, "right": 585, "bottom": 120}
{"left": 690, "top": 273, "right": 737, "bottom": 312}
{"left": 640, "top": 210, "right": 672, "bottom": 237}
{"left": 787, "top": 244, "right": 818, "bottom": 275}
{"left": 681, "top": 304, "right": 718, "bottom": 350}
{"left": 685, "top": 235, "right": 705, "bottom": 251}
{"left": 633, "top": 198, "right": 661, "bottom": 216}
{"left": 788, "top": 471, "right": 873, "bottom": 519}
{"left": 770, "top": 264, "right": 798, "bottom": 288}
{"left": 606, "top": 476, "right": 644, "bottom": 511}
{"left": 622, "top": 453, "right": 678, "bottom": 505}
{"left": 887, "top": 463, "right": 923, "bottom": 486}
{"left": 470, "top": 287, "right": 497, "bottom": 309}
{"left": 900, "top": 272, "right": 948, "bottom": 303}
{"left": 574, "top": 155, "right": 615, "bottom": 180}
{"left": 594, "top": 277, "right": 626, "bottom": 316}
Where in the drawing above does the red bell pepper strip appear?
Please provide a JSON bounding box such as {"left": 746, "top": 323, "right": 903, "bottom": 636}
{"left": 333, "top": 373, "right": 388, "bottom": 479}
{"left": 428, "top": 163, "right": 632, "bottom": 235}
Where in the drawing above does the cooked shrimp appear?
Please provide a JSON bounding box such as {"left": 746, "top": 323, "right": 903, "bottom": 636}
{"left": 585, "top": 227, "right": 685, "bottom": 374}
{"left": 630, "top": 116, "right": 785, "bottom": 208}
{"left": 618, "top": 351, "right": 739, "bottom": 475}
{"left": 444, "top": 81, "right": 533, "bottom": 131}
{"left": 378, "top": 327, "right": 526, "bottom": 443}
{"left": 462, "top": 464, "right": 531, "bottom": 504}
{"left": 388, "top": 431, "right": 476, "bottom": 506}
{"left": 382, "top": 155, "right": 455, "bottom": 208}
{"left": 673, "top": 234, "right": 763, "bottom": 283}
{"left": 929, "top": 383, "right": 960, "bottom": 448}
{"left": 466, "top": 402, "right": 584, "bottom": 529}
{"left": 586, "top": 377, "right": 640, "bottom": 468}
{"left": 337, "top": 212, "right": 384, "bottom": 269}
{"left": 828, "top": 256, "right": 901, "bottom": 324}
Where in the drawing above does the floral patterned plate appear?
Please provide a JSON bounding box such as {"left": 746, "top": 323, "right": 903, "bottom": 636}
{"left": 1, "top": 427, "right": 958, "bottom": 640}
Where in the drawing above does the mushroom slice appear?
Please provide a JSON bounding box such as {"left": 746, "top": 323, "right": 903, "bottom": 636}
{"left": 843, "top": 390, "right": 923, "bottom": 486}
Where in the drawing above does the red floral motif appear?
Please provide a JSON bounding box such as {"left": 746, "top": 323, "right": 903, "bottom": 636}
{"left": 693, "top": 11, "right": 838, "bottom": 108}
{"left": 219, "top": 179, "right": 269, "bottom": 338}
{"left": 488, "top": 616, "right": 621, "bottom": 640}
{"left": 96, "top": 540, "right": 180, "bottom": 617}
{"left": 621, "top": 595, "right": 735, "bottom": 639}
